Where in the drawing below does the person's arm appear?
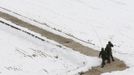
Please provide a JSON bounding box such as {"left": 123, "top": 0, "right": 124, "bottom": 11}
{"left": 110, "top": 42, "right": 114, "bottom": 47}
{"left": 99, "top": 51, "right": 102, "bottom": 57}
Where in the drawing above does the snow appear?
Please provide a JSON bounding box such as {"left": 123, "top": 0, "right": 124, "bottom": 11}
{"left": 102, "top": 68, "right": 134, "bottom": 75}
{"left": 0, "top": 19, "right": 100, "bottom": 75}
{"left": 0, "top": 0, "right": 134, "bottom": 75}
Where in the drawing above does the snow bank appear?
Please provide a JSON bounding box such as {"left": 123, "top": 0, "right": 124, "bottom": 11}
{"left": 0, "top": 19, "right": 100, "bottom": 75}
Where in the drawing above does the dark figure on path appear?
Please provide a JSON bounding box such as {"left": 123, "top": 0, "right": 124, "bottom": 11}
{"left": 99, "top": 48, "right": 108, "bottom": 68}
{"left": 105, "top": 41, "right": 114, "bottom": 63}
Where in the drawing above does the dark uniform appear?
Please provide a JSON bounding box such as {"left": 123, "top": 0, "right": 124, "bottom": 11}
{"left": 99, "top": 48, "right": 108, "bottom": 68}
{"left": 105, "top": 41, "right": 114, "bottom": 63}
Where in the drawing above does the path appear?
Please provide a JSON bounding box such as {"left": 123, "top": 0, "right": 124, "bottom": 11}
{"left": 0, "top": 11, "right": 127, "bottom": 75}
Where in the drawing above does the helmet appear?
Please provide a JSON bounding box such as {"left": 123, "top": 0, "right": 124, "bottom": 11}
{"left": 108, "top": 41, "right": 111, "bottom": 44}
{"left": 101, "top": 48, "right": 104, "bottom": 51}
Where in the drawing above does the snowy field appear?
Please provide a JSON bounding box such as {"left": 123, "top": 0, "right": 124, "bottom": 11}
{"left": 0, "top": 0, "right": 134, "bottom": 75}
{"left": 0, "top": 19, "right": 100, "bottom": 75}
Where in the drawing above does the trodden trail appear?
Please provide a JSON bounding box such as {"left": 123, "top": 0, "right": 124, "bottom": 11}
{"left": 0, "top": 11, "right": 127, "bottom": 75}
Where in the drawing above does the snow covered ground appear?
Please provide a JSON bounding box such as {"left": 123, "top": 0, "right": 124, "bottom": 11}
{"left": 0, "top": 0, "right": 134, "bottom": 75}
{"left": 0, "top": 19, "right": 100, "bottom": 75}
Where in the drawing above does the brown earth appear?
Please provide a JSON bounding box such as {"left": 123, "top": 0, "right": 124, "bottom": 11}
{"left": 0, "top": 11, "right": 128, "bottom": 75}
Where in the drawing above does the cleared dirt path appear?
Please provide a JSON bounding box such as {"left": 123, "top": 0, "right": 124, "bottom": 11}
{"left": 0, "top": 11, "right": 127, "bottom": 75}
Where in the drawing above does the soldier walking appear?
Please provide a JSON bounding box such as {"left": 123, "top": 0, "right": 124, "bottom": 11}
{"left": 99, "top": 48, "right": 108, "bottom": 68}
{"left": 105, "top": 41, "right": 114, "bottom": 63}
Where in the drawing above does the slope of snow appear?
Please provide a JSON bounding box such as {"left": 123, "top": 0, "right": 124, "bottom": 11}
{"left": 0, "top": 19, "right": 100, "bottom": 75}
{"left": 1, "top": 0, "right": 134, "bottom": 50}
{"left": 0, "top": 0, "right": 134, "bottom": 75}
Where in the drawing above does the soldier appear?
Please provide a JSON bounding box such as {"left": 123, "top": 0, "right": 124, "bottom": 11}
{"left": 99, "top": 48, "right": 108, "bottom": 68}
{"left": 105, "top": 41, "right": 114, "bottom": 63}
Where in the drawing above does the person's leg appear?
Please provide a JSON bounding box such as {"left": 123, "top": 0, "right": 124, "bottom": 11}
{"left": 101, "top": 59, "right": 105, "bottom": 68}
{"left": 111, "top": 54, "right": 115, "bottom": 61}
{"left": 107, "top": 55, "right": 111, "bottom": 63}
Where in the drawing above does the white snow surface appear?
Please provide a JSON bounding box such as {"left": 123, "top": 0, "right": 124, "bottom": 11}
{"left": 0, "top": 0, "right": 134, "bottom": 75}
{"left": 0, "top": 19, "right": 100, "bottom": 75}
